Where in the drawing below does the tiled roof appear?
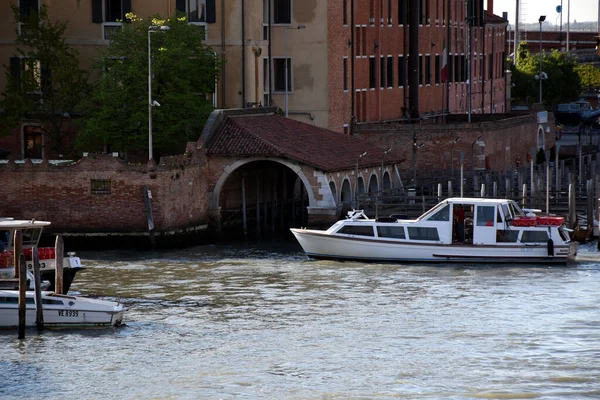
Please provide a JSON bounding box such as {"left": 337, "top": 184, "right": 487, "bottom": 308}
{"left": 205, "top": 112, "right": 405, "bottom": 172}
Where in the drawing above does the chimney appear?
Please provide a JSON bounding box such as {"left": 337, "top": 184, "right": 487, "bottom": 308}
{"left": 487, "top": 0, "right": 493, "bottom": 15}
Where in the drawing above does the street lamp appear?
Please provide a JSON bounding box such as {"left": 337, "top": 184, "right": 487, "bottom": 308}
{"left": 471, "top": 135, "right": 482, "bottom": 183}
{"left": 284, "top": 25, "right": 305, "bottom": 118}
{"left": 450, "top": 137, "right": 460, "bottom": 180}
{"left": 380, "top": 147, "right": 392, "bottom": 191}
{"left": 148, "top": 25, "right": 170, "bottom": 162}
{"left": 355, "top": 151, "right": 367, "bottom": 209}
{"left": 538, "top": 15, "right": 546, "bottom": 104}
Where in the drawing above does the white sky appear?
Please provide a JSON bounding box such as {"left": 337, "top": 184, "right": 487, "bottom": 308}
{"left": 492, "top": 0, "right": 599, "bottom": 25}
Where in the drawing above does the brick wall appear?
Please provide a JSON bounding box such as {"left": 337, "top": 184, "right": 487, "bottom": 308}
{"left": 354, "top": 114, "right": 554, "bottom": 179}
{"left": 0, "top": 153, "right": 209, "bottom": 233}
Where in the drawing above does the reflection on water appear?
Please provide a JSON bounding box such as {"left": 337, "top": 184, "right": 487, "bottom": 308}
{"left": 2, "top": 240, "right": 600, "bottom": 399}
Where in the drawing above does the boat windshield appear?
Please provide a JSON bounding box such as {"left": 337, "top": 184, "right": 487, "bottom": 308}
{"left": 508, "top": 201, "right": 525, "bottom": 218}
{"left": 419, "top": 201, "right": 448, "bottom": 220}
{"left": 22, "top": 228, "right": 42, "bottom": 246}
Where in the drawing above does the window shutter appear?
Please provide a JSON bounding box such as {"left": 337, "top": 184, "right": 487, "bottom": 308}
{"left": 122, "top": 0, "right": 132, "bottom": 20}
{"left": 9, "top": 57, "right": 21, "bottom": 80}
{"left": 92, "top": 0, "right": 103, "bottom": 23}
{"left": 175, "top": 0, "right": 186, "bottom": 14}
{"left": 206, "top": 0, "right": 216, "bottom": 23}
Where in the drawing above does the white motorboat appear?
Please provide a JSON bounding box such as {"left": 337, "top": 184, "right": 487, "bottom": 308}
{"left": 0, "top": 290, "right": 127, "bottom": 328}
{"left": 291, "top": 198, "right": 578, "bottom": 264}
{"left": 0, "top": 218, "right": 83, "bottom": 292}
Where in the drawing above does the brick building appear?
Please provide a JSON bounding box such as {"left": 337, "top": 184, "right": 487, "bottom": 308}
{"left": 0, "top": 0, "right": 510, "bottom": 160}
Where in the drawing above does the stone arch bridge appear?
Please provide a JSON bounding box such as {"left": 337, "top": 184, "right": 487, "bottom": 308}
{"left": 199, "top": 108, "right": 405, "bottom": 233}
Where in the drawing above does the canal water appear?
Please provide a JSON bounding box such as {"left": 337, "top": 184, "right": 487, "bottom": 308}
{"left": 2, "top": 240, "right": 600, "bottom": 399}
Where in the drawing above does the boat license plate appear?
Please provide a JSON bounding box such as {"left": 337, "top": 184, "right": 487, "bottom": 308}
{"left": 70, "top": 258, "right": 81, "bottom": 267}
{"left": 58, "top": 310, "right": 79, "bottom": 317}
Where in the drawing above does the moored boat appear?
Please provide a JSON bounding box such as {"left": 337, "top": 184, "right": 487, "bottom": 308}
{"left": 291, "top": 198, "right": 577, "bottom": 264}
{"left": 0, "top": 218, "right": 83, "bottom": 292}
{"left": 0, "top": 289, "right": 127, "bottom": 328}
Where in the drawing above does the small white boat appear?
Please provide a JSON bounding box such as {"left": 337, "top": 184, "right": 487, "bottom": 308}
{"left": 291, "top": 197, "right": 578, "bottom": 264}
{"left": 0, "top": 218, "right": 83, "bottom": 292}
{"left": 0, "top": 290, "right": 127, "bottom": 328}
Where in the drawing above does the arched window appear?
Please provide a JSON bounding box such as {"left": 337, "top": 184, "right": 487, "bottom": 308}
{"left": 340, "top": 179, "right": 352, "bottom": 205}
{"left": 329, "top": 181, "right": 337, "bottom": 205}
{"left": 368, "top": 174, "right": 378, "bottom": 193}
{"left": 357, "top": 176, "right": 365, "bottom": 194}
{"left": 383, "top": 171, "right": 392, "bottom": 190}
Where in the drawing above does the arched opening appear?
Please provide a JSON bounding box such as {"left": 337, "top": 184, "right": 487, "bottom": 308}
{"left": 329, "top": 181, "right": 337, "bottom": 205}
{"left": 340, "top": 178, "right": 352, "bottom": 214}
{"left": 368, "top": 174, "right": 378, "bottom": 193}
{"left": 357, "top": 176, "right": 365, "bottom": 195}
{"left": 382, "top": 171, "right": 392, "bottom": 190}
{"left": 217, "top": 160, "right": 309, "bottom": 238}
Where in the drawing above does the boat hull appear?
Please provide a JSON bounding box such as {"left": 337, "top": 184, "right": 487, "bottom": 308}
{"left": 0, "top": 291, "right": 127, "bottom": 328}
{"left": 291, "top": 229, "right": 576, "bottom": 264}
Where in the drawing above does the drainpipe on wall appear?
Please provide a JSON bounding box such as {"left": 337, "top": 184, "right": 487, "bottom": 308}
{"left": 221, "top": 0, "right": 226, "bottom": 108}
{"left": 268, "top": 0, "right": 272, "bottom": 105}
{"left": 242, "top": 0, "right": 246, "bottom": 108}
{"left": 408, "top": 0, "right": 420, "bottom": 119}
{"left": 241, "top": 0, "right": 246, "bottom": 107}
{"left": 350, "top": 0, "right": 355, "bottom": 133}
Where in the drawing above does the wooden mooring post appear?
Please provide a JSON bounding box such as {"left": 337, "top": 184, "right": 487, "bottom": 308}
{"left": 18, "top": 253, "right": 27, "bottom": 339}
{"left": 13, "top": 230, "right": 22, "bottom": 279}
{"left": 55, "top": 235, "right": 64, "bottom": 295}
{"left": 32, "top": 247, "right": 44, "bottom": 331}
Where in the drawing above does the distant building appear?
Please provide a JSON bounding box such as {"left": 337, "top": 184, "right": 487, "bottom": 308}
{"left": 0, "top": 0, "right": 510, "bottom": 159}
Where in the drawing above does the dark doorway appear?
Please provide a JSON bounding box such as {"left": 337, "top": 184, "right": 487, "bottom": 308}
{"left": 24, "top": 125, "right": 42, "bottom": 159}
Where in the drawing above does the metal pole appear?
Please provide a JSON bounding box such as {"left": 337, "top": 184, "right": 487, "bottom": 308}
{"left": 539, "top": 18, "right": 543, "bottom": 104}
{"left": 566, "top": 0, "right": 570, "bottom": 52}
{"left": 285, "top": 28, "right": 289, "bottom": 118}
{"left": 148, "top": 30, "right": 153, "bottom": 161}
{"left": 466, "top": 7, "right": 471, "bottom": 123}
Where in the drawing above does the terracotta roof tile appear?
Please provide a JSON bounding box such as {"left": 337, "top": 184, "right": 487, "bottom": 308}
{"left": 206, "top": 113, "right": 405, "bottom": 171}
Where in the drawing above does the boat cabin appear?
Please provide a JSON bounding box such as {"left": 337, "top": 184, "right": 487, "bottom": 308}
{"left": 328, "top": 198, "right": 570, "bottom": 246}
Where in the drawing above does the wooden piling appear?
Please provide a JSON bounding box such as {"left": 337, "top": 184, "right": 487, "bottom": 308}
{"left": 241, "top": 175, "right": 247, "bottom": 239}
{"left": 587, "top": 179, "right": 593, "bottom": 230}
{"left": 55, "top": 235, "right": 64, "bottom": 295}
{"left": 568, "top": 179, "right": 576, "bottom": 228}
{"left": 256, "top": 173, "right": 261, "bottom": 237}
{"left": 13, "top": 230, "right": 22, "bottom": 278}
{"left": 546, "top": 159, "right": 550, "bottom": 215}
{"left": 18, "top": 253, "right": 27, "bottom": 339}
{"left": 32, "top": 247, "right": 44, "bottom": 331}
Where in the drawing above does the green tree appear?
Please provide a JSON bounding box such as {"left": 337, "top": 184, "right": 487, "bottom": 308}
{"left": 77, "top": 13, "right": 218, "bottom": 160}
{"left": 510, "top": 43, "right": 580, "bottom": 106}
{"left": 0, "top": 5, "right": 90, "bottom": 157}
{"left": 575, "top": 63, "right": 600, "bottom": 88}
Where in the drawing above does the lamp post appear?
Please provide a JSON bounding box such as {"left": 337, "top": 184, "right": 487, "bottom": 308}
{"left": 355, "top": 151, "right": 367, "bottom": 209}
{"left": 538, "top": 15, "right": 546, "bottom": 104}
{"left": 380, "top": 147, "right": 392, "bottom": 191}
{"left": 471, "top": 135, "right": 482, "bottom": 185}
{"left": 148, "top": 25, "right": 170, "bottom": 162}
{"left": 284, "top": 25, "right": 305, "bottom": 118}
{"left": 450, "top": 137, "right": 460, "bottom": 180}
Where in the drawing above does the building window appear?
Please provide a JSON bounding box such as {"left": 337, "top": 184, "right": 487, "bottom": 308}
{"left": 272, "top": 57, "right": 291, "bottom": 93}
{"left": 387, "top": 0, "right": 392, "bottom": 24}
{"left": 448, "top": 54, "right": 453, "bottom": 83}
{"left": 186, "top": 0, "right": 207, "bottom": 23}
{"left": 398, "top": 55, "right": 405, "bottom": 87}
{"left": 369, "top": 57, "right": 376, "bottom": 89}
{"left": 418, "top": 55, "right": 423, "bottom": 85}
{"left": 354, "top": 26, "right": 361, "bottom": 56}
{"left": 419, "top": 0, "right": 424, "bottom": 24}
{"left": 23, "top": 125, "right": 42, "bottom": 159}
{"left": 91, "top": 179, "right": 112, "bottom": 195}
{"left": 343, "top": 0, "right": 348, "bottom": 25}
{"left": 343, "top": 57, "right": 348, "bottom": 91}
{"left": 10, "top": 57, "right": 42, "bottom": 93}
{"left": 369, "top": 0, "right": 374, "bottom": 24}
{"left": 387, "top": 56, "right": 393, "bottom": 87}
{"left": 488, "top": 53, "right": 493, "bottom": 80}
{"left": 273, "top": 0, "right": 291, "bottom": 24}
{"left": 425, "top": 54, "right": 431, "bottom": 85}
{"left": 105, "top": 0, "right": 123, "bottom": 22}
{"left": 380, "top": 56, "right": 386, "bottom": 89}
{"left": 398, "top": 0, "right": 406, "bottom": 25}
{"left": 435, "top": 54, "right": 440, "bottom": 84}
